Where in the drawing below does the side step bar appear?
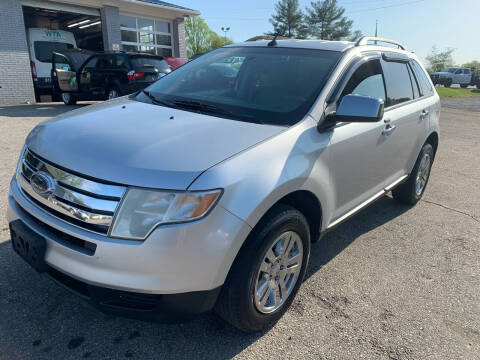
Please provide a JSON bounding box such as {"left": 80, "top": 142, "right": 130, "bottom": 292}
{"left": 326, "top": 174, "right": 408, "bottom": 231}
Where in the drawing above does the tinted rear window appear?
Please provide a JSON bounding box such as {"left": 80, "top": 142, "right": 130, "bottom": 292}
{"left": 410, "top": 61, "right": 434, "bottom": 96}
{"left": 34, "top": 41, "right": 73, "bottom": 63}
{"left": 130, "top": 57, "right": 170, "bottom": 72}
{"left": 382, "top": 61, "right": 414, "bottom": 107}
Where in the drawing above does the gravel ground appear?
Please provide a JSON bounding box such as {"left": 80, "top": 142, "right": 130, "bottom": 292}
{"left": 0, "top": 99, "right": 479, "bottom": 360}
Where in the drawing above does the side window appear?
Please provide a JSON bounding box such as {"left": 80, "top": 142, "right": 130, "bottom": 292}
{"left": 407, "top": 64, "right": 420, "bottom": 99}
{"left": 340, "top": 59, "right": 386, "bottom": 103}
{"left": 115, "top": 55, "right": 129, "bottom": 69}
{"left": 381, "top": 61, "right": 414, "bottom": 107}
{"left": 455, "top": 69, "right": 462, "bottom": 74}
{"left": 464, "top": 68, "right": 471, "bottom": 74}
{"left": 98, "top": 55, "right": 115, "bottom": 69}
{"left": 53, "top": 54, "right": 71, "bottom": 71}
{"left": 83, "top": 57, "right": 98, "bottom": 69}
{"left": 411, "top": 61, "right": 434, "bottom": 96}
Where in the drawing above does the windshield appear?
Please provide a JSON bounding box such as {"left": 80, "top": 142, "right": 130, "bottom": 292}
{"left": 136, "top": 46, "right": 341, "bottom": 126}
{"left": 442, "top": 68, "right": 457, "bottom": 73}
{"left": 130, "top": 56, "right": 171, "bottom": 73}
{"left": 34, "top": 41, "right": 74, "bottom": 63}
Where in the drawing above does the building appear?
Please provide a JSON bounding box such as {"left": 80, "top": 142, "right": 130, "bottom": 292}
{"left": 0, "top": 0, "right": 199, "bottom": 104}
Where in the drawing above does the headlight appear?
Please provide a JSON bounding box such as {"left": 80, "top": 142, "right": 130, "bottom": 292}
{"left": 110, "top": 188, "right": 222, "bottom": 240}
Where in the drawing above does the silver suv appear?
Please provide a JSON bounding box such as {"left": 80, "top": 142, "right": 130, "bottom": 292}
{"left": 8, "top": 37, "right": 440, "bottom": 332}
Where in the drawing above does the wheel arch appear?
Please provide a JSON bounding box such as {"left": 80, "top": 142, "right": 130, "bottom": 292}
{"left": 425, "top": 131, "right": 439, "bottom": 158}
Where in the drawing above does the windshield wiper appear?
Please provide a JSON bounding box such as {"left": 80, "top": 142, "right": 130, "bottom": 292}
{"left": 170, "top": 100, "right": 264, "bottom": 124}
{"left": 142, "top": 90, "right": 177, "bottom": 109}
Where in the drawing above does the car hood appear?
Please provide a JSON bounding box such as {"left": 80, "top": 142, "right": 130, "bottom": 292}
{"left": 26, "top": 97, "right": 285, "bottom": 189}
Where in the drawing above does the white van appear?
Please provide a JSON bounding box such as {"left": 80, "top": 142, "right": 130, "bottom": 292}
{"left": 27, "top": 28, "right": 77, "bottom": 98}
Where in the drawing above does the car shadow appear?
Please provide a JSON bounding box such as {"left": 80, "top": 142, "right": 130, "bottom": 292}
{"left": 0, "top": 102, "right": 95, "bottom": 118}
{"left": 0, "top": 195, "right": 410, "bottom": 359}
{"left": 305, "top": 195, "right": 410, "bottom": 280}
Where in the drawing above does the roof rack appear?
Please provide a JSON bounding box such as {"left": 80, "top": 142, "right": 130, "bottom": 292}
{"left": 355, "top": 36, "right": 407, "bottom": 51}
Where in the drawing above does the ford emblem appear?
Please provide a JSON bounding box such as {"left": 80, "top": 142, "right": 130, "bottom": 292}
{"left": 30, "top": 171, "right": 56, "bottom": 196}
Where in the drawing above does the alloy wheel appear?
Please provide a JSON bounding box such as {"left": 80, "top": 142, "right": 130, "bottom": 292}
{"left": 415, "top": 152, "right": 431, "bottom": 196}
{"left": 254, "top": 231, "right": 303, "bottom": 314}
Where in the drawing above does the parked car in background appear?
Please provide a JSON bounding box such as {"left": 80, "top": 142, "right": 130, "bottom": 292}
{"left": 164, "top": 56, "right": 187, "bottom": 70}
{"left": 430, "top": 67, "right": 475, "bottom": 88}
{"left": 27, "top": 28, "right": 77, "bottom": 100}
{"left": 52, "top": 51, "right": 171, "bottom": 105}
{"left": 9, "top": 37, "right": 440, "bottom": 332}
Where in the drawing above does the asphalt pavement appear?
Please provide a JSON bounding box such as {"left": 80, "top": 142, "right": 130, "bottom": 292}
{"left": 0, "top": 99, "right": 478, "bottom": 359}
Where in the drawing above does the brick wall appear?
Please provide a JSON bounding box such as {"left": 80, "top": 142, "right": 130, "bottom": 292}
{"left": 0, "top": 0, "right": 35, "bottom": 104}
{"left": 173, "top": 18, "right": 187, "bottom": 59}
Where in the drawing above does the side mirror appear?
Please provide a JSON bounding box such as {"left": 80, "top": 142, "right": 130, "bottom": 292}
{"left": 325, "top": 95, "right": 384, "bottom": 125}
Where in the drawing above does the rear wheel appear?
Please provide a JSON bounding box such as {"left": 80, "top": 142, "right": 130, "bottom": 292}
{"left": 61, "top": 92, "right": 77, "bottom": 105}
{"left": 460, "top": 84, "right": 468, "bottom": 88}
{"left": 444, "top": 79, "right": 452, "bottom": 88}
{"left": 392, "top": 143, "right": 434, "bottom": 205}
{"left": 107, "top": 87, "right": 120, "bottom": 100}
{"left": 215, "top": 205, "right": 310, "bottom": 332}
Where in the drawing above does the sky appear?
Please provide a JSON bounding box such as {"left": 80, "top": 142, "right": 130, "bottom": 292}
{"left": 174, "top": 0, "right": 480, "bottom": 66}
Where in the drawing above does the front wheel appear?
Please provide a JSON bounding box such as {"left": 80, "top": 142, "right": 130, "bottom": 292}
{"left": 215, "top": 205, "right": 310, "bottom": 332}
{"left": 392, "top": 143, "right": 434, "bottom": 205}
{"left": 61, "top": 92, "right": 77, "bottom": 105}
{"left": 460, "top": 84, "right": 468, "bottom": 89}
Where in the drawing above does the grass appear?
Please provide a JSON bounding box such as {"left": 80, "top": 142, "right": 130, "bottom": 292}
{"left": 435, "top": 86, "right": 480, "bottom": 99}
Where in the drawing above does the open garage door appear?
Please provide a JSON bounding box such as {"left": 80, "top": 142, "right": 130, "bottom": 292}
{"left": 22, "top": 4, "right": 103, "bottom": 101}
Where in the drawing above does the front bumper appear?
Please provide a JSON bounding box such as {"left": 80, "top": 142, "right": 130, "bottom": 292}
{"left": 8, "top": 176, "right": 251, "bottom": 299}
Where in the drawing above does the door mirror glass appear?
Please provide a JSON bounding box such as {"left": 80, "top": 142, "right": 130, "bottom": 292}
{"left": 331, "top": 95, "right": 384, "bottom": 123}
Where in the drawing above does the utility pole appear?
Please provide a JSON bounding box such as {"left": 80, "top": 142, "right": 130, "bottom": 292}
{"left": 221, "top": 26, "right": 230, "bottom": 42}
{"left": 374, "top": 20, "right": 378, "bottom": 45}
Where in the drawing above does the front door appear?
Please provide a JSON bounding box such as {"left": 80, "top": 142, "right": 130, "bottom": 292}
{"left": 327, "top": 58, "right": 396, "bottom": 221}
{"left": 52, "top": 53, "right": 77, "bottom": 92}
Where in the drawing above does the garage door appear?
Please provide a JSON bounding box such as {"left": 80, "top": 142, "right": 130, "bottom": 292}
{"left": 22, "top": 0, "right": 99, "bottom": 16}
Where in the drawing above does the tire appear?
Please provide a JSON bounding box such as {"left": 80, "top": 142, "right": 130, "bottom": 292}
{"left": 444, "top": 79, "right": 452, "bottom": 88}
{"left": 460, "top": 84, "right": 468, "bottom": 89}
{"left": 107, "top": 87, "right": 120, "bottom": 100}
{"left": 61, "top": 92, "right": 77, "bottom": 105}
{"left": 215, "top": 204, "right": 311, "bottom": 332}
{"left": 392, "top": 143, "right": 434, "bottom": 205}
{"left": 476, "top": 82, "right": 480, "bottom": 90}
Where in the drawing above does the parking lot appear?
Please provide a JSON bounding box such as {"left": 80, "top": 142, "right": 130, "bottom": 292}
{"left": 0, "top": 99, "right": 479, "bottom": 359}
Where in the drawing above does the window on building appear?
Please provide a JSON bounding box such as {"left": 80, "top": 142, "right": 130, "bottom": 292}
{"left": 120, "top": 15, "right": 173, "bottom": 57}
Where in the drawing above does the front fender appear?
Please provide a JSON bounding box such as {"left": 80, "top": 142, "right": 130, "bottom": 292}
{"left": 189, "top": 116, "right": 335, "bottom": 234}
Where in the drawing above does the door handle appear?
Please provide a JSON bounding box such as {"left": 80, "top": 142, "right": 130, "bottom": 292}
{"left": 382, "top": 119, "right": 396, "bottom": 136}
{"left": 420, "top": 110, "right": 429, "bottom": 120}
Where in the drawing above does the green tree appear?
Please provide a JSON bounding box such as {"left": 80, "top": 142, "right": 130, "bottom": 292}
{"left": 306, "top": 0, "right": 355, "bottom": 40}
{"left": 462, "top": 60, "right": 480, "bottom": 70}
{"left": 268, "top": 0, "right": 308, "bottom": 38}
{"left": 185, "top": 17, "right": 232, "bottom": 58}
{"left": 425, "top": 46, "right": 455, "bottom": 73}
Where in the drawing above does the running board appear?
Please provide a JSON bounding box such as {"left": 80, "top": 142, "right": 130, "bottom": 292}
{"left": 326, "top": 174, "right": 408, "bottom": 230}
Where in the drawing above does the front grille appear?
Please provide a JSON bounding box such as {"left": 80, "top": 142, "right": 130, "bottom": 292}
{"left": 17, "top": 148, "right": 126, "bottom": 235}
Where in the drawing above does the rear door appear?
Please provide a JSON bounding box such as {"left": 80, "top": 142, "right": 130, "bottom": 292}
{"left": 79, "top": 56, "right": 99, "bottom": 93}
{"left": 52, "top": 53, "right": 78, "bottom": 92}
{"left": 379, "top": 55, "right": 428, "bottom": 181}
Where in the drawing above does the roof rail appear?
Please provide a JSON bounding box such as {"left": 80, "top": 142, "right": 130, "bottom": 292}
{"left": 355, "top": 36, "right": 407, "bottom": 51}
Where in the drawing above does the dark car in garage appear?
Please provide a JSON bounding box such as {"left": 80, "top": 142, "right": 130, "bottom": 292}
{"left": 52, "top": 49, "right": 171, "bottom": 105}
